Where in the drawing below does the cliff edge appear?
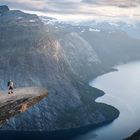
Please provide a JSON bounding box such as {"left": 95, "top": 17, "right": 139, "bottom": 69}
{"left": 0, "top": 87, "right": 48, "bottom": 126}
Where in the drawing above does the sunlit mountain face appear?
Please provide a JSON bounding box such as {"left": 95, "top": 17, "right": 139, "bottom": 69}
{"left": 0, "top": 0, "right": 140, "bottom": 22}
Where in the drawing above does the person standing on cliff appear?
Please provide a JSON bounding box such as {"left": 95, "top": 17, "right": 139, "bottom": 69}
{"left": 7, "top": 80, "right": 14, "bottom": 94}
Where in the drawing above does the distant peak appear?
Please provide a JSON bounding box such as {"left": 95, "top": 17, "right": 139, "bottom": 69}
{"left": 0, "top": 5, "right": 9, "bottom": 14}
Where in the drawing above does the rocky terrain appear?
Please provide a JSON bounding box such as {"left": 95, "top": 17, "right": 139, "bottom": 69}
{"left": 124, "top": 129, "right": 140, "bottom": 140}
{"left": 0, "top": 87, "right": 48, "bottom": 126}
{"left": 0, "top": 5, "right": 140, "bottom": 134}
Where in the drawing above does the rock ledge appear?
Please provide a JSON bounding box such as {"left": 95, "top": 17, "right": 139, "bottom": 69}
{"left": 0, "top": 87, "right": 48, "bottom": 126}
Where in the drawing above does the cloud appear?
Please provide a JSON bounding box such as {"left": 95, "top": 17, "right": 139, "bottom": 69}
{"left": 0, "top": 0, "right": 81, "bottom": 13}
{"left": 82, "top": 0, "right": 98, "bottom": 4}
{"left": 42, "top": 2, "right": 80, "bottom": 13}
{"left": 0, "top": 0, "right": 140, "bottom": 22}
{"left": 0, "top": 0, "right": 46, "bottom": 11}
{"left": 82, "top": 0, "right": 140, "bottom": 8}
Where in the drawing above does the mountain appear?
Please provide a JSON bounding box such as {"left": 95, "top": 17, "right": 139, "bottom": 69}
{"left": 0, "top": 5, "right": 119, "bottom": 132}
{"left": 77, "top": 20, "right": 140, "bottom": 40}
{"left": 43, "top": 17, "right": 140, "bottom": 80}
{"left": 41, "top": 16, "right": 140, "bottom": 40}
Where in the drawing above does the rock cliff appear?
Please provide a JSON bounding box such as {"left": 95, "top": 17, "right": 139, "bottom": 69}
{"left": 0, "top": 87, "right": 48, "bottom": 126}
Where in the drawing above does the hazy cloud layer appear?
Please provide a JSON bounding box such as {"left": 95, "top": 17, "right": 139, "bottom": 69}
{"left": 0, "top": 0, "right": 140, "bottom": 22}
{"left": 82, "top": 0, "right": 140, "bottom": 8}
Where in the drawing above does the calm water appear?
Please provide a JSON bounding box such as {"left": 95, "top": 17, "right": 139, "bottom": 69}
{"left": 75, "top": 61, "right": 140, "bottom": 140}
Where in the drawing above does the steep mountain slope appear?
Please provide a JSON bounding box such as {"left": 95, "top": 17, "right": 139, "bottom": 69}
{"left": 0, "top": 6, "right": 119, "bottom": 131}
{"left": 48, "top": 20, "right": 140, "bottom": 80}
{"left": 80, "top": 30, "right": 140, "bottom": 66}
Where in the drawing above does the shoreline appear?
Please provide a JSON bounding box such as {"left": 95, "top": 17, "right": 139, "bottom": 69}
{"left": 0, "top": 120, "right": 117, "bottom": 140}
{"left": 89, "top": 61, "right": 140, "bottom": 140}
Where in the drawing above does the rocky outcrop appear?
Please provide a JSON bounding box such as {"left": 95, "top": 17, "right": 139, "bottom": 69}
{"left": 0, "top": 87, "right": 48, "bottom": 126}
{"left": 0, "top": 5, "right": 9, "bottom": 15}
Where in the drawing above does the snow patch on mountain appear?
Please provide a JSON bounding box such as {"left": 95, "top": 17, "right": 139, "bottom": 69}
{"left": 89, "top": 28, "right": 100, "bottom": 32}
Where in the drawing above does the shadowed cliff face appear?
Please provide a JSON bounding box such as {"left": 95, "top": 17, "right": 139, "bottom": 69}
{"left": 0, "top": 5, "right": 120, "bottom": 131}
{"left": 0, "top": 87, "right": 48, "bottom": 126}
{"left": 124, "top": 129, "right": 140, "bottom": 140}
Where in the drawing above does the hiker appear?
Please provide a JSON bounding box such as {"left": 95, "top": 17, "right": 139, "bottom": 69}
{"left": 7, "top": 80, "right": 14, "bottom": 94}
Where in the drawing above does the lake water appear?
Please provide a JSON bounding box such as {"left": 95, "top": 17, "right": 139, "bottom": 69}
{"left": 74, "top": 61, "right": 140, "bottom": 140}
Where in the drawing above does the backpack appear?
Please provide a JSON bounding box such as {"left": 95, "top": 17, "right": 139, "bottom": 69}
{"left": 7, "top": 81, "right": 10, "bottom": 87}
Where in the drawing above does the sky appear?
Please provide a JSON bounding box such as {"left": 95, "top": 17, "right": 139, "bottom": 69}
{"left": 0, "top": 0, "right": 140, "bottom": 22}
